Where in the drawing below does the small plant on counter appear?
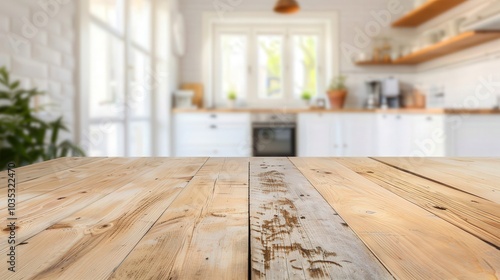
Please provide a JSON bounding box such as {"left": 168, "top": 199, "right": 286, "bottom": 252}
{"left": 327, "top": 75, "right": 348, "bottom": 109}
{"left": 329, "top": 75, "right": 347, "bottom": 91}
{"left": 301, "top": 91, "right": 312, "bottom": 101}
{"left": 227, "top": 90, "right": 237, "bottom": 101}
{"left": 0, "top": 66, "right": 85, "bottom": 170}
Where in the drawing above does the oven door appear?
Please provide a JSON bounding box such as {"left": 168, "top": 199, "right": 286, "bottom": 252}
{"left": 252, "top": 124, "right": 296, "bottom": 157}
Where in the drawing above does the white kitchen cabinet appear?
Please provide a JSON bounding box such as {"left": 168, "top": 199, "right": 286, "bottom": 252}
{"left": 297, "top": 113, "right": 335, "bottom": 157}
{"left": 337, "top": 113, "right": 377, "bottom": 156}
{"left": 377, "top": 114, "right": 413, "bottom": 156}
{"left": 377, "top": 113, "right": 446, "bottom": 157}
{"left": 446, "top": 115, "right": 500, "bottom": 156}
{"left": 411, "top": 114, "right": 446, "bottom": 157}
{"left": 173, "top": 113, "right": 251, "bottom": 157}
{"left": 298, "top": 113, "right": 377, "bottom": 157}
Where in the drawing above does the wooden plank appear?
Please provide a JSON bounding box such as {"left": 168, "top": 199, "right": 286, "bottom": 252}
{"left": 291, "top": 158, "right": 500, "bottom": 280}
{"left": 109, "top": 157, "right": 250, "bottom": 280}
{"left": 249, "top": 158, "right": 392, "bottom": 279}
{"left": 373, "top": 157, "right": 500, "bottom": 204}
{"left": 0, "top": 157, "right": 101, "bottom": 184}
{"left": 393, "top": 31, "right": 500, "bottom": 65}
{"left": 335, "top": 158, "right": 500, "bottom": 248}
{"left": 428, "top": 157, "right": 500, "bottom": 180}
{"left": 0, "top": 158, "right": 188, "bottom": 250}
{"left": 1, "top": 158, "right": 207, "bottom": 280}
{"left": 392, "top": 0, "right": 467, "bottom": 27}
{"left": 0, "top": 158, "right": 127, "bottom": 209}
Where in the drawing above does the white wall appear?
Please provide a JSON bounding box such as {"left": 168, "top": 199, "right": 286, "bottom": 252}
{"left": 0, "top": 0, "right": 77, "bottom": 139}
{"left": 179, "top": 0, "right": 416, "bottom": 108}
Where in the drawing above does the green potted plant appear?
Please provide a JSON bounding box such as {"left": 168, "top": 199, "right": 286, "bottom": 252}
{"left": 327, "top": 75, "right": 348, "bottom": 109}
{"left": 227, "top": 90, "right": 237, "bottom": 109}
{"left": 301, "top": 91, "right": 312, "bottom": 107}
{"left": 0, "top": 66, "right": 85, "bottom": 170}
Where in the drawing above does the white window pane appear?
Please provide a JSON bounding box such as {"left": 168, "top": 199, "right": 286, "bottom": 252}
{"left": 130, "top": 0, "right": 152, "bottom": 50}
{"left": 293, "top": 35, "right": 319, "bottom": 97}
{"left": 89, "top": 122, "right": 125, "bottom": 156}
{"left": 129, "top": 121, "right": 152, "bottom": 156}
{"left": 90, "top": 0, "right": 125, "bottom": 33}
{"left": 155, "top": 3, "right": 169, "bottom": 60}
{"left": 220, "top": 35, "right": 247, "bottom": 100}
{"left": 129, "top": 49, "right": 152, "bottom": 118}
{"left": 258, "top": 36, "right": 284, "bottom": 99}
{"left": 89, "top": 24, "right": 125, "bottom": 119}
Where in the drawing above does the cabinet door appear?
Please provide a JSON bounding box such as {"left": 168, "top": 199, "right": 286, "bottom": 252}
{"left": 377, "top": 114, "right": 399, "bottom": 156}
{"left": 377, "top": 114, "right": 413, "bottom": 156}
{"left": 339, "top": 114, "right": 377, "bottom": 156}
{"left": 173, "top": 113, "right": 251, "bottom": 157}
{"left": 411, "top": 115, "right": 446, "bottom": 157}
{"left": 298, "top": 113, "right": 334, "bottom": 157}
{"left": 448, "top": 115, "right": 500, "bottom": 156}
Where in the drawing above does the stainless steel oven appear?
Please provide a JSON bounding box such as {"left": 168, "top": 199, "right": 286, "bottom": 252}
{"left": 252, "top": 113, "right": 297, "bottom": 157}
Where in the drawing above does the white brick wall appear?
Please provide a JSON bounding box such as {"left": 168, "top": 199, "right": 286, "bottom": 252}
{"left": 0, "top": 0, "right": 77, "bottom": 140}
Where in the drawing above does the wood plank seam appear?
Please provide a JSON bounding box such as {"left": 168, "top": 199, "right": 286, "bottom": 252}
{"left": 106, "top": 157, "right": 210, "bottom": 278}
{"left": 290, "top": 158, "right": 500, "bottom": 279}
{"left": 370, "top": 157, "right": 488, "bottom": 201}
{"left": 336, "top": 158, "right": 500, "bottom": 250}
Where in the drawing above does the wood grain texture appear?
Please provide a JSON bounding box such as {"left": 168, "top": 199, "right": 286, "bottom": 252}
{"left": 392, "top": 0, "right": 467, "bottom": 27}
{"left": 335, "top": 158, "right": 500, "bottom": 248}
{"left": 290, "top": 157, "right": 500, "bottom": 280}
{"left": 1, "top": 158, "right": 207, "bottom": 280}
{"left": 250, "top": 158, "right": 392, "bottom": 280}
{"left": 0, "top": 158, "right": 127, "bottom": 209}
{"left": 0, "top": 158, "right": 166, "bottom": 251}
{"left": 109, "top": 157, "right": 249, "bottom": 280}
{"left": 0, "top": 157, "right": 101, "bottom": 184}
{"left": 374, "top": 157, "right": 500, "bottom": 204}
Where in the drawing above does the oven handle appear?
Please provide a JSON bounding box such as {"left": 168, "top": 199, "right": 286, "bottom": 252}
{"left": 252, "top": 123, "right": 297, "bottom": 129}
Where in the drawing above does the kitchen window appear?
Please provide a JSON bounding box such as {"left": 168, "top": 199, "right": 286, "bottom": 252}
{"left": 207, "top": 13, "right": 339, "bottom": 107}
{"left": 80, "top": 0, "right": 171, "bottom": 156}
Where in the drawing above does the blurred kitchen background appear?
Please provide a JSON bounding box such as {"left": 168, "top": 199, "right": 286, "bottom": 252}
{"left": 1, "top": 0, "right": 500, "bottom": 165}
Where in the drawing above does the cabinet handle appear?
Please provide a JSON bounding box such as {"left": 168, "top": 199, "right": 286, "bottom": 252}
{"left": 427, "top": 116, "right": 433, "bottom": 121}
{"left": 343, "top": 144, "right": 348, "bottom": 148}
{"left": 210, "top": 125, "right": 217, "bottom": 129}
{"left": 210, "top": 114, "right": 217, "bottom": 118}
{"left": 396, "top": 115, "right": 402, "bottom": 120}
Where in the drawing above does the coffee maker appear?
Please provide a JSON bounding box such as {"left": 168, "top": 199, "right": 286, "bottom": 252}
{"left": 381, "top": 77, "right": 401, "bottom": 108}
{"left": 365, "top": 80, "right": 382, "bottom": 109}
{"left": 365, "top": 77, "right": 402, "bottom": 109}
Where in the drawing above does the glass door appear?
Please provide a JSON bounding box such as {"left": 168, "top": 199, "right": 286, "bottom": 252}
{"left": 85, "top": 0, "right": 168, "bottom": 156}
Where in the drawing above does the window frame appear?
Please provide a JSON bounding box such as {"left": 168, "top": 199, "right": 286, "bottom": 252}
{"left": 203, "top": 12, "right": 339, "bottom": 108}
{"left": 78, "top": 0, "right": 171, "bottom": 157}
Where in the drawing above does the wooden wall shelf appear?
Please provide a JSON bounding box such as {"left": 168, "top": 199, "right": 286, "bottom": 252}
{"left": 392, "top": 0, "right": 468, "bottom": 27}
{"left": 355, "top": 31, "right": 500, "bottom": 66}
{"left": 355, "top": 61, "right": 393, "bottom": 66}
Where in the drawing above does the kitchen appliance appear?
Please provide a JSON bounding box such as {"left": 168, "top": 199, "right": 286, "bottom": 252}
{"left": 365, "top": 80, "right": 382, "bottom": 109}
{"left": 252, "top": 113, "right": 297, "bottom": 157}
{"left": 382, "top": 77, "right": 402, "bottom": 108}
{"left": 174, "top": 90, "right": 195, "bottom": 108}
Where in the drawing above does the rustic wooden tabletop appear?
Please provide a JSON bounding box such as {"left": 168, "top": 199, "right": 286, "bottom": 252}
{"left": 0, "top": 157, "right": 498, "bottom": 279}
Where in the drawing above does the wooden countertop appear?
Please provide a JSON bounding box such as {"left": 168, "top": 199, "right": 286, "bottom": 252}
{"left": 1, "top": 157, "right": 499, "bottom": 279}
{"left": 173, "top": 108, "right": 500, "bottom": 114}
